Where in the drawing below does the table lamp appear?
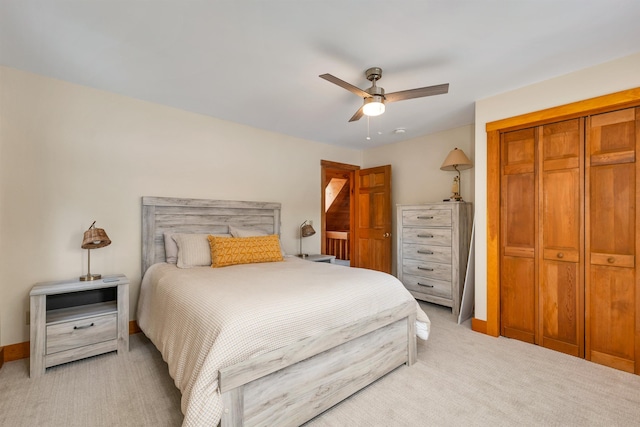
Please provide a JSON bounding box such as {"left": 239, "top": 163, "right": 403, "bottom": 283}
{"left": 298, "top": 220, "right": 316, "bottom": 258}
{"left": 440, "top": 148, "right": 473, "bottom": 201}
{"left": 80, "top": 221, "right": 111, "bottom": 281}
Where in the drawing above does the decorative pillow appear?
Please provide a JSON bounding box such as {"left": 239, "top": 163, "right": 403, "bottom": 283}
{"left": 170, "top": 233, "right": 228, "bottom": 268}
{"left": 209, "top": 234, "right": 283, "bottom": 268}
{"left": 228, "top": 225, "right": 286, "bottom": 256}
{"left": 164, "top": 232, "right": 179, "bottom": 264}
{"left": 228, "top": 225, "right": 268, "bottom": 238}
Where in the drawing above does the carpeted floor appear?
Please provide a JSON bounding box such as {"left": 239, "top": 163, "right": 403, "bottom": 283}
{"left": 1, "top": 302, "right": 640, "bottom": 426}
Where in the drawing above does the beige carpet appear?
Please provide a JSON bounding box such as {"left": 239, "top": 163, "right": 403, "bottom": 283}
{"left": 1, "top": 302, "right": 639, "bottom": 426}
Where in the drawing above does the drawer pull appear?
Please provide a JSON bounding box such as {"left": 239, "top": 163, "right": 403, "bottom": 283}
{"left": 417, "top": 282, "right": 434, "bottom": 288}
{"left": 417, "top": 250, "right": 434, "bottom": 255}
{"left": 73, "top": 322, "right": 95, "bottom": 330}
{"left": 417, "top": 234, "right": 434, "bottom": 238}
{"left": 607, "top": 257, "right": 615, "bottom": 264}
{"left": 417, "top": 266, "right": 434, "bottom": 271}
{"left": 557, "top": 252, "right": 564, "bottom": 259}
{"left": 417, "top": 216, "right": 434, "bottom": 220}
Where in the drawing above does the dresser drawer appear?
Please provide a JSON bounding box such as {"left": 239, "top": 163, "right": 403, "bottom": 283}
{"left": 402, "top": 243, "right": 452, "bottom": 264}
{"left": 46, "top": 313, "right": 117, "bottom": 355}
{"left": 402, "top": 209, "right": 451, "bottom": 227}
{"left": 402, "top": 259, "right": 452, "bottom": 282}
{"left": 402, "top": 274, "right": 452, "bottom": 299}
{"left": 402, "top": 227, "right": 452, "bottom": 246}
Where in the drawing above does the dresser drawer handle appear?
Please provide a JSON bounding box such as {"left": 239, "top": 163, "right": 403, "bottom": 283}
{"left": 417, "top": 282, "right": 434, "bottom": 288}
{"left": 607, "top": 257, "right": 615, "bottom": 264}
{"left": 417, "top": 234, "right": 434, "bottom": 238}
{"left": 417, "top": 216, "right": 434, "bottom": 220}
{"left": 417, "top": 266, "right": 434, "bottom": 271}
{"left": 73, "top": 322, "right": 95, "bottom": 330}
{"left": 417, "top": 250, "right": 434, "bottom": 255}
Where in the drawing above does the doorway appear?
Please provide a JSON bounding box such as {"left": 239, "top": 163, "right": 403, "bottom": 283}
{"left": 321, "top": 160, "right": 393, "bottom": 273}
{"left": 321, "top": 161, "right": 357, "bottom": 266}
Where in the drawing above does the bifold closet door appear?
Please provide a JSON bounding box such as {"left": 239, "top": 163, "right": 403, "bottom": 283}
{"left": 501, "top": 128, "right": 537, "bottom": 343}
{"left": 538, "top": 119, "right": 584, "bottom": 357}
{"left": 586, "top": 107, "right": 640, "bottom": 374}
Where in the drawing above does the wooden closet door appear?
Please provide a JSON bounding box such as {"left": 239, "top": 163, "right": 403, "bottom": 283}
{"left": 586, "top": 107, "right": 640, "bottom": 374}
{"left": 538, "top": 119, "right": 584, "bottom": 357}
{"left": 501, "top": 128, "right": 537, "bottom": 343}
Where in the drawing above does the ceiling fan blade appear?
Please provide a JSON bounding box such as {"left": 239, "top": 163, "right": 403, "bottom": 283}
{"left": 320, "top": 73, "right": 370, "bottom": 98}
{"left": 349, "top": 105, "right": 364, "bottom": 122}
{"left": 385, "top": 83, "right": 449, "bottom": 103}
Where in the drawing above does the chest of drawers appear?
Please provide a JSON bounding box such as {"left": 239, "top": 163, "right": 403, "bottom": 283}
{"left": 397, "top": 202, "right": 472, "bottom": 317}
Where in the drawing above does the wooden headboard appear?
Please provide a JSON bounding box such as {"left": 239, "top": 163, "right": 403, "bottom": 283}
{"left": 141, "top": 196, "right": 281, "bottom": 275}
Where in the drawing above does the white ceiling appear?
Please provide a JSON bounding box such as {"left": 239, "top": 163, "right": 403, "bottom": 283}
{"left": 2, "top": 1, "right": 640, "bottom": 150}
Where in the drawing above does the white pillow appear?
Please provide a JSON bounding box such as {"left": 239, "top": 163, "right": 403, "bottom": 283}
{"left": 171, "top": 233, "right": 230, "bottom": 268}
{"left": 228, "top": 225, "right": 268, "bottom": 237}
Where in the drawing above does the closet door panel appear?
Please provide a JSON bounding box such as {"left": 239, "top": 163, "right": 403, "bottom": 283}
{"left": 503, "top": 174, "right": 536, "bottom": 250}
{"left": 539, "top": 119, "right": 584, "bottom": 357}
{"left": 540, "top": 260, "right": 580, "bottom": 355}
{"left": 541, "top": 168, "right": 581, "bottom": 259}
{"left": 590, "top": 163, "right": 635, "bottom": 257}
{"left": 587, "top": 107, "right": 638, "bottom": 373}
{"left": 502, "top": 256, "right": 536, "bottom": 343}
{"left": 589, "top": 265, "right": 635, "bottom": 372}
{"left": 501, "top": 128, "right": 537, "bottom": 342}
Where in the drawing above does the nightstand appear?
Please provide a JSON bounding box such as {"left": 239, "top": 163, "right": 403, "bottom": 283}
{"left": 29, "top": 274, "right": 129, "bottom": 378}
{"left": 303, "top": 254, "right": 336, "bottom": 263}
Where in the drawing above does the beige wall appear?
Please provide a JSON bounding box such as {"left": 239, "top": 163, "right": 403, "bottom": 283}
{"left": 363, "top": 125, "right": 475, "bottom": 274}
{"left": 4, "top": 52, "right": 637, "bottom": 347}
{"left": 0, "top": 66, "right": 362, "bottom": 345}
{"left": 474, "top": 52, "right": 640, "bottom": 321}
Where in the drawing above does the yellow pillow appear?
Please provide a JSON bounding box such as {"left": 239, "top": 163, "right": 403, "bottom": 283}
{"left": 208, "top": 234, "right": 284, "bottom": 268}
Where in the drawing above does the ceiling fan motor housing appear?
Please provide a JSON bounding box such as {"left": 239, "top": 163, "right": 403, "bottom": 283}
{"left": 365, "top": 86, "right": 385, "bottom": 97}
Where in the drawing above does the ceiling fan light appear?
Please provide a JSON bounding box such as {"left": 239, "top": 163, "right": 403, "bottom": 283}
{"left": 362, "top": 96, "right": 385, "bottom": 117}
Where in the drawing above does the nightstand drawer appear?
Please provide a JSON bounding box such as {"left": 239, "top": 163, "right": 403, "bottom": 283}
{"left": 46, "top": 313, "right": 117, "bottom": 355}
{"left": 402, "top": 274, "right": 452, "bottom": 299}
{"left": 402, "top": 209, "right": 451, "bottom": 227}
{"left": 402, "top": 243, "right": 452, "bottom": 263}
{"left": 402, "top": 227, "right": 451, "bottom": 246}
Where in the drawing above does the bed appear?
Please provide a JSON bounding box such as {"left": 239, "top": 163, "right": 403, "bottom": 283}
{"left": 137, "top": 196, "right": 429, "bottom": 427}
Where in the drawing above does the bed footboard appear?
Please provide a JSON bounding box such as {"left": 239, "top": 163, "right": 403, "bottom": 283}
{"left": 219, "top": 301, "right": 417, "bottom": 427}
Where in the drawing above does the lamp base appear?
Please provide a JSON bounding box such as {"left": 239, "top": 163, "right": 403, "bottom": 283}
{"left": 297, "top": 254, "right": 309, "bottom": 259}
{"left": 79, "top": 274, "right": 102, "bottom": 281}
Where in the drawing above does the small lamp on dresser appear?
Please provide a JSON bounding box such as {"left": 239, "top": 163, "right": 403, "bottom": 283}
{"left": 440, "top": 148, "right": 473, "bottom": 201}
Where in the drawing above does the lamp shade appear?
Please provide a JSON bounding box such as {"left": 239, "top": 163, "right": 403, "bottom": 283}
{"left": 301, "top": 223, "right": 316, "bottom": 237}
{"left": 81, "top": 222, "right": 111, "bottom": 249}
{"left": 440, "top": 148, "right": 473, "bottom": 171}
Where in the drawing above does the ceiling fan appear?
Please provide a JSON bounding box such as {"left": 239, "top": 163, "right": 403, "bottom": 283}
{"left": 319, "top": 67, "right": 449, "bottom": 122}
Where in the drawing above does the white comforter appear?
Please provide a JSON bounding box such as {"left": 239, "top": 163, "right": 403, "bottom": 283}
{"left": 137, "top": 257, "right": 430, "bottom": 426}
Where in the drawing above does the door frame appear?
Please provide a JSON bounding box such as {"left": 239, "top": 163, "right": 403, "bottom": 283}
{"left": 321, "top": 160, "right": 359, "bottom": 264}
{"left": 483, "top": 87, "right": 640, "bottom": 337}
